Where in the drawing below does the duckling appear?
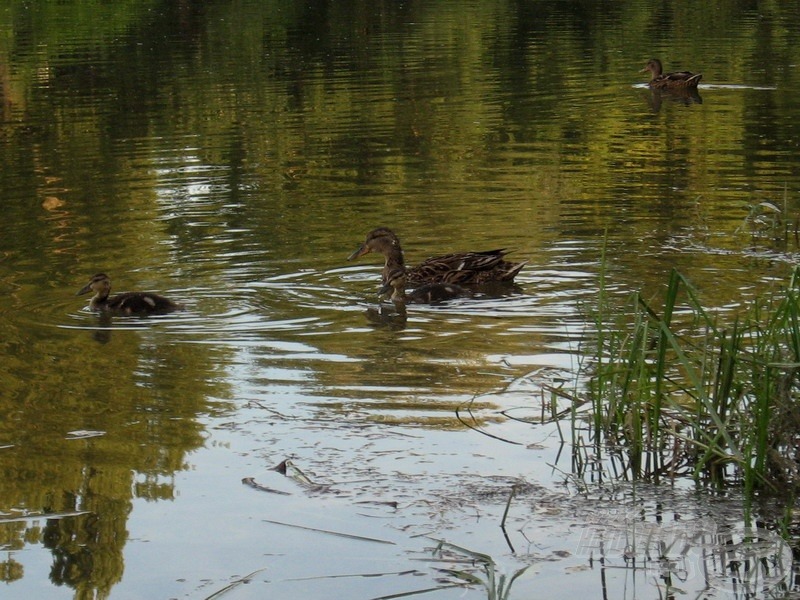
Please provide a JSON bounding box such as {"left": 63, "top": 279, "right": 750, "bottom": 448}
{"left": 641, "top": 58, "right": 702, "bottom": 90}
{"left": 76, "top": 273, "right": 181, "bottom": 315}
{"left": 379, "top": 268, "right": 469, "bottom": 304}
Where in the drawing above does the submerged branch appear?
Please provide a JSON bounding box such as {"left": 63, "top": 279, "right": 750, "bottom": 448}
{"left": 456, "top": 397, "right": 523, "bottom": 445}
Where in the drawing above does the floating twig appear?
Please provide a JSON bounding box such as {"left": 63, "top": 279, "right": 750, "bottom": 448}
{"left": 262, "top": 518, "right": 396, "bottom": 545}
{"left": 203, "top": 567, "right": 269, "bottom": 599}
{"left": 241, "top": 477, "right": 291, "bottom": 495}
{"left": 456, "top": 397, "right": 523, "bottom": 445}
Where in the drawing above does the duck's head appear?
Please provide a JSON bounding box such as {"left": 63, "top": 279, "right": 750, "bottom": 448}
{"left": 641, "top": 58, "right": 663, "bottom": 78}
{"left": 77, "top": 273, "right": 111, "bottom": 297}
{"left": 348, "top": 227, "right": 401, "bottom": 260}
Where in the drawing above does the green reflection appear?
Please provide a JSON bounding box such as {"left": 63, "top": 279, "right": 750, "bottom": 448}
{"left": 0, "top": 318, "right": 230, "bottom": 596}
{"left": 0, "top": 0, "right": 799, "bottom": 598}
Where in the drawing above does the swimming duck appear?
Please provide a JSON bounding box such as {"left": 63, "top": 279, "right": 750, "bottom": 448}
{"left": 379, "top": 267, "right": 469, "bottom": 304}
{"left": 76, "top": 273, "right": 181, "bottom": 315}
{"left": 641, "top": 58, "right": 702, "bottom": 89}
{"left": 348, "top": 227, "right": 525, "bottom": 285}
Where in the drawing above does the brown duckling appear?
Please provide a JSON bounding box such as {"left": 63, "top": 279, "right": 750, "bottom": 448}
{"left": 77, "top": 273, "right": 181, "bottom": 315}
{"left": 379, "top": 268, "right": 469, "bottom": 304}
{"left": 348, "top": 227, "right": 525, "bottom": 285}
{"left": 641, "top": 58, "right": 702, "bottom": 89}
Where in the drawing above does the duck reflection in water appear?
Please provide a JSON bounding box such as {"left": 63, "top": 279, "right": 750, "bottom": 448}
{"left": 77, "top": 273, "right": 182, "bottom": 316}
{"left": 91, "top": 311, "right": 113, "bottom": 344}
{"left": 647, "top": 86, "right": 702, "bottom": 112}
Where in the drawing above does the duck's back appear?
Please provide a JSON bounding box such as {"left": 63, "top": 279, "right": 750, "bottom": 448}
{"left": 105, "top": 292, "right": 180, "bottom": 315}
{"left": 409, "top": 249, "right": 523, "bottom": 285}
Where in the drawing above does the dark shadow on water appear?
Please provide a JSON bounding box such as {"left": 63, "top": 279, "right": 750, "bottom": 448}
{"left": 93, "top": 312, "right": 113, "bottom": 344}
{"left": 364, "top": 303, "right": 408, "bottom": 330}
{"left": 646, "top": 87, "right": 703, "bottom": 112}
{"left": 472, "top": 281, "right": 525, "bottom": 298}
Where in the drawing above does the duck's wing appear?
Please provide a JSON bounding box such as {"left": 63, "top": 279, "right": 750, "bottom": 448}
{"left": 411, "top": 249, "right": 510, "bottom": 283}
{"left": 657, "top": 71, "right": 702, "bottom": 87}
{"left": 107, "top": 292, "right": 180, "bottom": 315}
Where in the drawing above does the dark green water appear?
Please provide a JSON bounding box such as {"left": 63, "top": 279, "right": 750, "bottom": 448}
{"left": 1, "top": 1, "right": 800, "bottom": 598}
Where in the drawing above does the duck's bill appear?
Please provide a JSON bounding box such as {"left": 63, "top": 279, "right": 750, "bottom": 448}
{"left": 76, "top": 283, "right": 93, "bottom": 296}
{"left": 348, "top": 245, "right": 370, "bottom": 261}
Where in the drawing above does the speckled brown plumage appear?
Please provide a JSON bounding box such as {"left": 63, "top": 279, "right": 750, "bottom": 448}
{"left": 77, "top": 273, "right": 181, "bottom": 315}
{"left": 348, "top": 227, "right": 525, "bottom": 285}
{"left": 641, "top": 58, "right": 702, "bottom": 90}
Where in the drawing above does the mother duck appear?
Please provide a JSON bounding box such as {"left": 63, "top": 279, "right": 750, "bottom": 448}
{"left": 348, "top": 227, "right": 524, "bottom": 285}
{"left": 641, "top": 58, "right": 702, "bottom": 89}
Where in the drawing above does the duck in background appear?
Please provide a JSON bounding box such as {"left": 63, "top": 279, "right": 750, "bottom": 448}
{"left": 379, "top": 267, "right": 470, "bottom": 304}
{"left": 641, "top": 58, "right": 702, "bottom": 90}
{"left": 76, "top": 273, "right": 182, "bottom": 315}
{"left": 348, "top": 227, "right": 525, "bottom": 286}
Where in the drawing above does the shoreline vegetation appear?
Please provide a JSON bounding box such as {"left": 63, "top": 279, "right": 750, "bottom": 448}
{"left": 579, "top": 263, "right": 800, "bottom": 507}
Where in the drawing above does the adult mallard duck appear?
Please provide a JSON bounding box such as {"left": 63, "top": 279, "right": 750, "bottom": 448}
{"left": 641, "top": 58, "right": 702, "bottom": 89}
{"left": 77, "top": 273, "right": 181, "bottom": 315}
{"left": 348, "top": 227, "right": 525, "bottom": 285}
{"left": 379, "top": 267, "right": 469, "bottom": 304}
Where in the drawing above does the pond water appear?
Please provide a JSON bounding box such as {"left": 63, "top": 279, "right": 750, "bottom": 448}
{"left": 2, "top": 1, "right": 800, "bottom": 598}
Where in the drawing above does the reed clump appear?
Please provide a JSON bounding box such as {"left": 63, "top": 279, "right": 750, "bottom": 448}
{"left": 581, "top": 267, "right": 800, "bottom": 494}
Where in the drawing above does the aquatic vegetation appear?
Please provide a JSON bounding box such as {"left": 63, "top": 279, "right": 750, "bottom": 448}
{"left": 427, "top": 539, "right": 531, "bottom": 600}
{"left": 580, "top": 265, "right": 800, "bottom": 496}
{"left": 737, "top": 186, "right": 800, "bottom": 251}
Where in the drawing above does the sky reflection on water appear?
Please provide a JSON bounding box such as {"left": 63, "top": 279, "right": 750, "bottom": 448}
{"left": 2, "top": 0, "right": 800, "bottom": 598}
